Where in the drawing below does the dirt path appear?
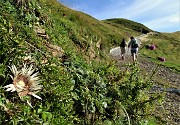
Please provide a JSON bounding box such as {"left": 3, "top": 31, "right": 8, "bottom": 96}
{"left": 117, "top": 57, "right": 180, "bottom": 125}
{"left": 110, "top": 34, "right": 180, "bottom": 125}
{"left": 138, "top": 58, "right": 180, "bottom": 125}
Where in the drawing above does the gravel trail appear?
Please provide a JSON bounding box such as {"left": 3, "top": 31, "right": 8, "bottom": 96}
{"left": 110, "top": 34, "right": 180, "bottom": 125}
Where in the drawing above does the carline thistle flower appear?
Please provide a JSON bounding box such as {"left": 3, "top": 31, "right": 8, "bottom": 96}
{"left": 4, "top": 64, "right": 42, "bottom": 100}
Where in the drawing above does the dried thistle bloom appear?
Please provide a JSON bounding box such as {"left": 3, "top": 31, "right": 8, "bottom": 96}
{"left": 4, "top": 64, "right": 42, "bottom": 100}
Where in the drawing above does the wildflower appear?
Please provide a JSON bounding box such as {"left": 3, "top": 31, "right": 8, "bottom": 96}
{"left": 4, "top": 64, "right": 42, "bottom": 100}
{"left": 157, "top": 57, "right": 165, "bottom": 62}
{"left": 149, "top": 45, "right": 156, "bottom": 50}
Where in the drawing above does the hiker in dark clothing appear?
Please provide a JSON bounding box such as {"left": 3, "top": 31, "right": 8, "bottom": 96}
{"left": 120, "top": 38, "right": 127, "bottom": 60}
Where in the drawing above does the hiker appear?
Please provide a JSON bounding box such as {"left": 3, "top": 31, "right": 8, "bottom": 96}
{"left": 120, "top": 38, "right": 127, "bottom": 60}
{"left": 128, "top": 36, "right": 139, "bottom": 62}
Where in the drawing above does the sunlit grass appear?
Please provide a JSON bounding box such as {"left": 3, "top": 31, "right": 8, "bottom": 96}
{"left": 140, "top": 34, "right": 180, "bottom": 72}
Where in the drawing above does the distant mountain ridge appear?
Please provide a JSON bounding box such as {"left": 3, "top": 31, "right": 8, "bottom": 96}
{"left": 103, "top": 18, "right": 153, "bottom": 34}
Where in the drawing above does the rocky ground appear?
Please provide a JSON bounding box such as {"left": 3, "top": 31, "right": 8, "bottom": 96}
{"left": 139, "top": 57, "right": 180, "bottom": 125}
{"left": 113, "top": 55, "right": 180, "bottom": 125}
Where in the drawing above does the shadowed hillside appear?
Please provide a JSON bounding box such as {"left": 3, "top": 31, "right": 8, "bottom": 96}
{"left": 103, "top": 18, "right": 153, "bottom": 34}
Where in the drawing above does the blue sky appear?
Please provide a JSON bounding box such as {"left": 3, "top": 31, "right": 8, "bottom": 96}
{"left": 59, "top": 0, "right": 180, "bottom": 32}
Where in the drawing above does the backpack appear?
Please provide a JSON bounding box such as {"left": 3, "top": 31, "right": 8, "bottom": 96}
{"left": 131, "top": 39, "right": 138, "bottom": 48}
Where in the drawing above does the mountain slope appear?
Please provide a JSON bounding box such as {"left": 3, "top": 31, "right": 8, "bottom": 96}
{"left": 103, "top": 18, "right": 153, "bottom": 34}
{"left": 140, "top": 32, "right": 180, "bottom": 72}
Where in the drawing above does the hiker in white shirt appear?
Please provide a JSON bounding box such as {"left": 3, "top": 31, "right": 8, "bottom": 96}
{"left": 128, "top": 36, "right": 138, "bottom": 63}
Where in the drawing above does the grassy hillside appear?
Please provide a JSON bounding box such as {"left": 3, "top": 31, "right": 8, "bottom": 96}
{"left": 0, "top": 0, "right": 177, "bottom": 124}
{"left": 162, "top": 31, "right": 180, "bottom": 41}
{"left": 140, "top": 33, "right": 180, "bottom": 72}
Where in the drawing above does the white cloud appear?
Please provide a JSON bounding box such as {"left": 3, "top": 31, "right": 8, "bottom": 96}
{"left": 122, "top": 0, "right": 179, "bottom": 19}
{"left": 122, "top": 0, "right": 163, "bottom": 18}
{"left": 144, "top": 13, "right": 180, "bottom": 32}
{"left": 119, "top": 0, "right": 180, "bottom": 32}
{"left": 169, "top": 17, "right": 180, "bottom": 23}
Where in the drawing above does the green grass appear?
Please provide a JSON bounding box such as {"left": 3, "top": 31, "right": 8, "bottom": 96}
{"left": 140, "top": 33, "right": 180, "bottom": 72}
{"left": 162, "top": 31, "right": 180, "bottom": 41}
